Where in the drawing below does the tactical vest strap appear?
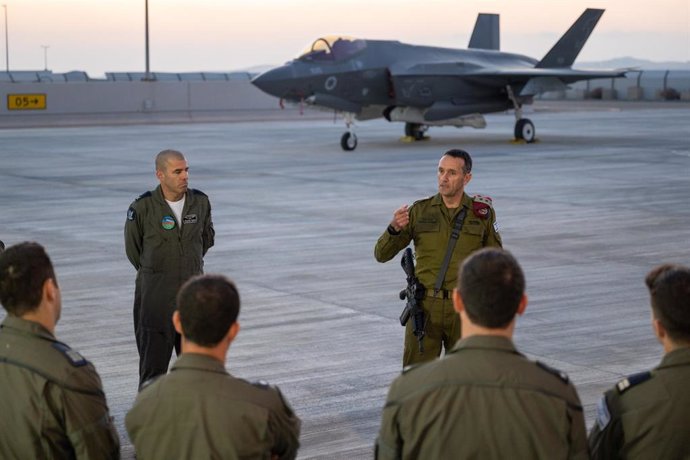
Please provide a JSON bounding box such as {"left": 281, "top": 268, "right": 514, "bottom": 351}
{"left": 433, "top": 207, "right": 467, "bottom": 296}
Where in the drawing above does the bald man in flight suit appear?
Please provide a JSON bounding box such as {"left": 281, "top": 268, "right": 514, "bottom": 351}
{"left": 125, "top": 149, "right": 215, "bottom": 388}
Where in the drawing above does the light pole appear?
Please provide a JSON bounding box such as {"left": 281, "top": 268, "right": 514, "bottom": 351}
{"left": 41, "top": 45, "right": 49, "bottom": 71}
{"left": 144, "top": 0, "right": 151, "bottom": 80}
{"left": 2, "top": 4, "right": 8, "bottom": 73}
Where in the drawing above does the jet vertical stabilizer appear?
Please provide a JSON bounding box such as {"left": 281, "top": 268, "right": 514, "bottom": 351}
{"left": 536, "top": 8, "right": 604, "bottom": 68}
{"left": 468, "top": 13, "right": 500, "bottom": 50}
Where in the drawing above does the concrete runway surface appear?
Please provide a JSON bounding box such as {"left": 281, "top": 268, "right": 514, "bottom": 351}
{"left": 1, "top": 101, "right": 689, "bottom": 458}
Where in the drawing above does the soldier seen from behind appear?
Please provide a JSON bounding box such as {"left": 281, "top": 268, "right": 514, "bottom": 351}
{"left": 126, "top": 274, "right": 301, "bottom": 459}
{"left": 376, "top": 248, "right": 588, "bottom": 459}
{"left": 0, "top": 242, "right": 120, "bottom": 460}
{"left": 589, "top": 263, "right": 690, "bottom": 459}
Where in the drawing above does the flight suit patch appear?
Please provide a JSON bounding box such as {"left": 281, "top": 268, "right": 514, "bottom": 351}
{"left": 183, "top": 214, "right": 198, "bottom": 224}
{"left": 595, "top": 395, "right": 611, "bottom": 429}
{"left": 161, "top": 216, "right": 176, "bottom": 230}
{"left": 127, "top": 207, "right": 136, "bottom": 221}
{"left": 616, "top": 371, "right": 651, "bottom": 394}
{"left": 52, "top": 342, "right": 88, "bottom": 367}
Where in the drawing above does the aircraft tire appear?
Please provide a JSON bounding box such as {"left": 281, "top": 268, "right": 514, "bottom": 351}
{"left": 515, "top": 118, "right": 535, "bottom": 143}
{"left": 341, "top": 132, "right": 358, "bottom": 151}
{"left": 405, "top": 123, "right": 426, "bottom": 141}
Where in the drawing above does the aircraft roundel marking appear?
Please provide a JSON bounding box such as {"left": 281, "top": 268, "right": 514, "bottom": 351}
{"left": 325, "top": 76, "right": 337, "bottom": 91}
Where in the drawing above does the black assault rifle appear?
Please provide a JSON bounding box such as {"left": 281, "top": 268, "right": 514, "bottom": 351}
{"left": 399, "top": 247, "right": 426, "bottom": 353}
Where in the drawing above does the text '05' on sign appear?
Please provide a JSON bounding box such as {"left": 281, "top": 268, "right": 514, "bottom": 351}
{"left": 7, "top": 94, "right": 47, "bottom": 110}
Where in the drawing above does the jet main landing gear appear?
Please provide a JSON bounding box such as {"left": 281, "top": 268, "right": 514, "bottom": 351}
{"left": 506, "top": 85, "right": 536, "bottom": 143}
{"left": 404, "top": 122, "right": 429, "bottom": 141}
{"left": 514, "top": 118, "right": 535, "bottom": 143}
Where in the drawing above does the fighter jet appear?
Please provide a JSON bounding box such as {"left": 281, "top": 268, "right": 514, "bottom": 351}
{"left": 252, "top": 8, "right": 624, "bottom": 151}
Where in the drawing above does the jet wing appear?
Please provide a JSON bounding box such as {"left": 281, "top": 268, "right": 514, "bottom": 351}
{"left": 390, "top": 62, "right": 626, "bottom": 95}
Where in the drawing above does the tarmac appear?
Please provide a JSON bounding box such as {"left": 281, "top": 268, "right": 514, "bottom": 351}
{"left": 1, "top": 100, "right": 689, "bottom": 459}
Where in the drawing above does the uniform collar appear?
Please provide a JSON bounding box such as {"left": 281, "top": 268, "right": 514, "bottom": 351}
{"left": 430, "top": 192, "right": 471, "bottom": 209}
{"left": 1, "top": 315, "right": 56, "bottom": 341}
{"left": 153, "top": 184, "right": 193, "bottom": 205}
{"left": 658, "top": 346, "right": 690, "bottom": 370}
{"left": 449, "top": 335, "right": 521, "bottom": 355}
{"left": 170, "top": 353, "right": 228, "bottom": 375}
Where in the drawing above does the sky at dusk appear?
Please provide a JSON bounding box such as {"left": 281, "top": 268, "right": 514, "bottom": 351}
{"left": 4, "top": 0, "right": 689, "bottom": 77}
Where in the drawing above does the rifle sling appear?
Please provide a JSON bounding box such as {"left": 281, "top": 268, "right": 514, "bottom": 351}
{"left": 433, "top": 207, "right": 467, "bottom": 296}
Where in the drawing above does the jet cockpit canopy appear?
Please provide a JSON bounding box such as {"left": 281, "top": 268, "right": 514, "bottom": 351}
{"left": 298, "top": 36, "right": 367, "bottom": 62}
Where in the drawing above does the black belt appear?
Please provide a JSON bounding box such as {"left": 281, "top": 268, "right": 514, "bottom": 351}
{"left": 425, "top": 289, "right": 452, "bottom": 299}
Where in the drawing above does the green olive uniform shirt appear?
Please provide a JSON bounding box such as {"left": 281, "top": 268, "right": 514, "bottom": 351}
{"left": 126, "top": 353, "right": 301, "bottom": 460}
{"left": 0, "top": 316, "right": 120, "bottom": 460}
{"left": 588, "top": 346, "right": 690, "bottom": 459}
{"left": 376, "top": 335, "right": 588, "bottom": 460}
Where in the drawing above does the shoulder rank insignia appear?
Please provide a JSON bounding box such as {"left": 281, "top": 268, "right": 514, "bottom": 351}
{"left": 252, "top": 380, "right": 271, "bottom": 390}
{"left": 191, "top": 188, "right": 208, "bottom": 197}
{"left": 140, "top": 374, "right": 163, "bottom": 391}
{"left": 52, "top": 342, "right": 88, "bottom": 367}
{"left": 472, "top": 194, "right": 493, "bottom": 219}
{"left": 536, "top": 360, "right": 569, "bottom": 383}
{"left": 135, "top": 191, "right": 152, "bottom": 201}
{"left": 616, "top": 371, "right": 652, "bottom": 394}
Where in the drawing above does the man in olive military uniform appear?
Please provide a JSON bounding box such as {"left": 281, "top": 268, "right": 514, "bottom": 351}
{"left": 376, "top": 248, "right": 588, "bottom": 460}
{"left": 0, "top": 242, "right": 120, "bottom": 459}
{"left": 375, "top": 149, "right": 502, "bottom": 366}
{"left": 125, "top": 149, "right": 215, "bottom": 387}
{"left": 589, "top": 263, "right": 690, "bottom": 459}
{"left": 126, "top": 274, "right": 301, "bottom": 459}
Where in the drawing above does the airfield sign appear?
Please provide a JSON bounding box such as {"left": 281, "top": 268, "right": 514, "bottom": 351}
{"left": 7, "top": 93, "right": 47, "bottom": 110}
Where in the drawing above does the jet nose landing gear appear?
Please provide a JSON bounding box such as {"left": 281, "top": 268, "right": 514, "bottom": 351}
{"left": 340, "top": 112, "right": 359, "bottom": 151}
{"left": 341, "top": 131, "right": 358, "bottom": 151}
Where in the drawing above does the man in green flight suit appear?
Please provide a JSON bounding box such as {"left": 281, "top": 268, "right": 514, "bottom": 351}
{"left": 376, "top": 248, "right": 588, "bottom": 459}
{"left": 375, "top": 149, "right": 502, "bottom": 366}
{"left": 126, "top": 274, "right": 301, "bottom": 460}
{"left": 0, "top": 242, "right": 120, "bottom": 459}
{"left": 588, "top": 263, "right": 690, "bottom": 459}
{"left": 125, "top": 149, "right": 215, "bottom": 388}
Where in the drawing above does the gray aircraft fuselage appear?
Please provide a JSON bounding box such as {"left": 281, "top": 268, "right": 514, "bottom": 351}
{"left": 253, "top": 40, "right": 538, "bottom": 119}
{"left": 251, "top": 9, "right": 624, "bottom": 150}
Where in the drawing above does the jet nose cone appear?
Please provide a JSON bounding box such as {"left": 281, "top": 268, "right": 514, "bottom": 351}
{"left": 251, "top": 65, "right": 296, "bottom": 97}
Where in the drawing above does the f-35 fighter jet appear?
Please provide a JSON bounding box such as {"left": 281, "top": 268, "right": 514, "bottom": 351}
{"left": 252, "top": 8, "right": 624, "bottom": 151}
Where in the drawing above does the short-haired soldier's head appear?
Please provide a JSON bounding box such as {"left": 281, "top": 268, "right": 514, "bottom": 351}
{"left": 0, "top": 242, "right": 57, "bottom": 316}
{"left": 645, "top": 264, "right": 690, "bottom": 344}
{"left": 457, "top": 248, "right": 525, "bottom": 328}
{"left": 176, "top": 274, "right": 240, "bottom": 347}
{"left": 442, "top": 149, "right": 472, "bottom": 174}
